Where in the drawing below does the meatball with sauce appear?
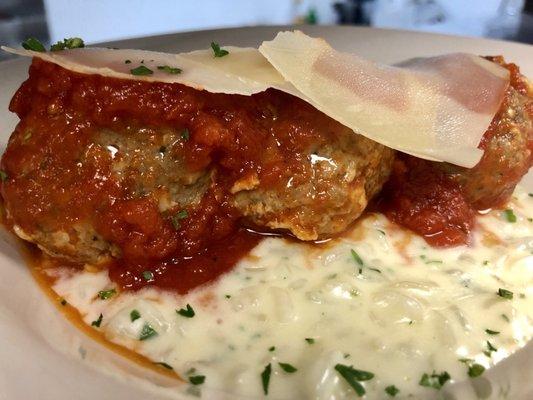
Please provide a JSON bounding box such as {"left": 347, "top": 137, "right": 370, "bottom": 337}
{"left": 435, "top": 56, "right": 532, "bottom": 210}
{"left": 380, "top": 57, "right": 532, "bottom": 247}
{"left": 0, "top": 58, "right": 394, "bottom": 266}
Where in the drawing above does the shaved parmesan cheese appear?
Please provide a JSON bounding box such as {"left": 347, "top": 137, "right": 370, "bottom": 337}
{"left": 1, "top": 46, "right": 295, "bottom": 96}
{"left": 3, "top": 31, "right": 510, "bottom": 167}
{"left": 259, "top": 31, "right": 510, "bottom": 167}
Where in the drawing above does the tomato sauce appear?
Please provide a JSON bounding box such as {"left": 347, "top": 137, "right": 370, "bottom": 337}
{"left": 377, "top": 156, "right": 476, "bottom": 247}
{"left": 0, "top": 58, "right": 343, "bottom": 294}
{"left": 1, "top": 56, "right": 528, "bottom": 290}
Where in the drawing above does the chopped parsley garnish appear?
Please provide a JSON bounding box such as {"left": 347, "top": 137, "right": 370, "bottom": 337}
{"left": 497, "top": 288, "right": 513, "bottom": 300}
{"left": 211, "top": 42, "right": 229, "bottom": 57}
{"left": 486, "top": 340, "right": 498, "bottom": 354}
{"left": 125, "top": 59, "right": 131, "bottom": 64}
{"left": 181, "top": 128, "right": 190, "bottom": 141}
{"left": 171, "top": 210, "right": 188, "bottom": 230}
{"left": 334, "top": 364, "right": 374, "bottom": 396}
{"left": 350, "top": 249, "right": 381, "bottom": 273}
{"left": 50, "top": 37, "right": 85, "bottom": 51}
{"left": 278, "top": 363, "right": 297, "bottom": 373}
{"left": 153, "top": 362, "right": 173, "bottom": 370}
{"left": 189, "top": 375, "right": 206, "bottom": 385}
{"left": 176, "top": 304, "right": 195, "bottom": 318}
{"left": 22, "top": 37, "right": 46, "bottom": 52}
{"left": 351, "top": 249, "right": 364, "bottom": 273}
{"left": 268, "top": 346, "right": 275, "bottom": 352}
{"left": 142, "top": 270, "right": 154, "bottom": 281}
{"left": 60, "top": 298, "right": 67, "bottom": 306}
{"left": 385, "top": 385, "right": 400, "bottom": 397}
{"left": 157, "top": 65, "right": 182, "bottom": 74}
{"left": 419, "top": 371, "right": 451, "bottom": 390}
{"left": 467, "top": 363, "right": 485, "bottom": 378}
{"left": 261, "top": 363, "right": 272, "bottom": 395}
{"left": 98, "top": 288, "right": 116, "bottom": 300}
{"left": 485, "top": 329, "right": 500, "bottom": 335}
{"left": 305, "top": 338, "right": 315, "bottom": 344}
{"left": 91, "top": 313, "right": 103, "bottom": 327}
{"left": 225, "top": 294, "right": 231, "bottom": 299}
{"left": 139, "top": 324, "right": 158, "bottom": 340}
{"left": 420, "top": 255, "right": 443, "bottom": 264}
{"left": 130, "top": 65, "right": 153, "bottom": 76}
{"left": 501, "top": 313, "right": 510, "bottom": 322}
{"left": 503, "top": 209, "right": 517, "bottom": 223}
{"left": 130, "top": 309, "right": 141, "bottom": 322}
{"left": 0, "top": 170, "right": 9, "bottom": 181}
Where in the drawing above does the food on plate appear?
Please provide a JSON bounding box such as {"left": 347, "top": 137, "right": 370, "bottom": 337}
{"left": 379, "top": 55, "right": 532, "bottom": 246}
{"left": 0, "top": 32, "right": 532, "bottom": 399}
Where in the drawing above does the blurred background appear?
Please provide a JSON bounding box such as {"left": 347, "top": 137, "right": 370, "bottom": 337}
{"left": 1, "top": 0, "right": 531, "bottom": 60}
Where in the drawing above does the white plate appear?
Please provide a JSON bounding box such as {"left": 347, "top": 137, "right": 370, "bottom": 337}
{"left": 0, "top": 26, "right": 531, "bottom": 400}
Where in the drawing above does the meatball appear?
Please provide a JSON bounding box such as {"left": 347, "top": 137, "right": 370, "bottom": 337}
{"left": 379, "top": 56, "right": 532, "bottom": 247}
{"left": 433, "top": 56, "right": 532, "bottom": 209}
{"left": 0, "top": 58, "right": 393, "bottom": 265}
{"left": 232, "top": 129, "right": 394, "bottom": 240}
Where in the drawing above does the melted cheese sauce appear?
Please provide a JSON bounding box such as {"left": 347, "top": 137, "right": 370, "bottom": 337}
{"left": 45, "top": 188, "right": 533, "bottom": 399}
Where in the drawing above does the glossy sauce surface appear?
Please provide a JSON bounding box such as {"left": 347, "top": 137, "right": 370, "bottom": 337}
{"left": 1, "top": 59, "right": 351, "bottom": 293}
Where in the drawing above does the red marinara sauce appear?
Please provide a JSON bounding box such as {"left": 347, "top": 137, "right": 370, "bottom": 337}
{"left": 0, "top": 58, "right": 342, "bottom": 293}
{"left": 377, "top": 156, "right": 475, "bottom": 247}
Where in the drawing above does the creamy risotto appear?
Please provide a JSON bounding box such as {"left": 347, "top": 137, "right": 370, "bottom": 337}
{"left": 46, "top": 188, "right": 533, "bottom": 399}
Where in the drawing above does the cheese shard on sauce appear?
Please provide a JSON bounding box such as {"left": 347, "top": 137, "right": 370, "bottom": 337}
{"left": 1, "top": 46, "right": 296, "bottom": 96}
{"left": 3, "top": 34, "right": 510, "bottom": 168}
{"left": 259, "top": 31, "right": 510, "bottom": 167}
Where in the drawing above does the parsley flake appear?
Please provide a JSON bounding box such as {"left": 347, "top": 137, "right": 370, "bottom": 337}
{"left": 351, "top": 249, "right": 364, "bottom": 271}
{"left": 261, "top": 363, "right": 272, "bottom": 395}
{"left": 497, "top": 288, "right": 513, "bottom": 300}
{"left": 153, "top": 362, "right": 173, "bottom": 370}
{"left": 181, "top": 128, "right": 190, "bottom": 141}
{"left": 91, "top": 313, "right": 103, "bottom": 327}
{"left": 98, "top": 288, "right": 116, "bottom": 300}
{"left": 171, "top": 210, "right": 188, "bottom": 230}
{"left": 385, "top": 385, "right": 400, "bottom": 397}
{"left": 157, "top": 65, "right": 182, "bottom": 74}
{"left": 334, "top": 364, "right": 374, "bottom": 397}
{"left": 305, "top": 338, "right": 315, "bottom": 344}
{"left": 268, "top": 346, "right": 275, "bottom": 352}
{"left": 211, "top": 42, "right": 229, "bottom": 57}
{"left": 485, "top": 329, "right": 500, "bottom": 335}
{"left": 503, "top": 209, "right": 517, "bottom": 223}
{"left": 0, "top": 170, "right": 9, "bottom": 181}
{"left": 486, "top": 340, "right": 498, "bottom": 353}
{"left": 189, "top": 375, "right": 205, "bottom": 385}
{"left": 22, "top": 37, "right": 46, "bottom": 52}
{"left": 419, "top": 371, "right": 450, "bottom": 390}
{"left": 139, "top": 324, "right": 158, "bottom": 340}
{"left": 130, "top": 65, "right": 153, "bottom": 76}
{"left": 142, "top": 270, "right": 154, "bottom": 281}
{"left": 50, "top": 37, "right": 85, "bottom": 51}
{"left": 130, "top": 309, "right": 141, "bottom": 322}
{"left": 176, "top": 304, "right": 195, "bottom": 318}
{"left": 278, "top": 362, "right": 297, "bottom": 373}
{"left": 468, "top": 363, "right": 485, "bottom": 378}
